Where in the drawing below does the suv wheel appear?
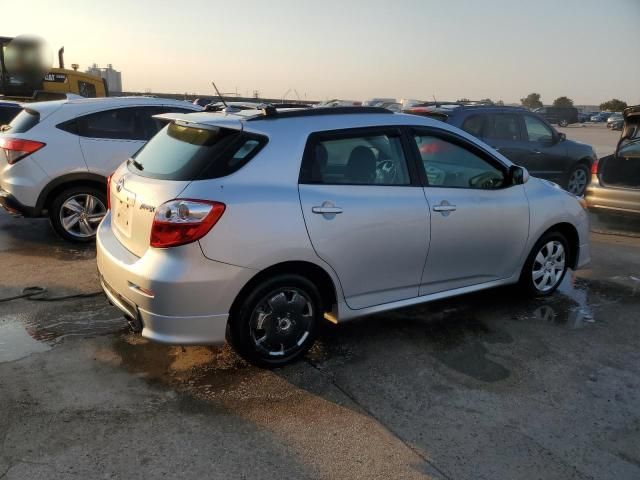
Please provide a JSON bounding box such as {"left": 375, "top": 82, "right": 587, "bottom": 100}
{"left": 519, "top": 232, "right": 569, "bottom": 297}
{"left": 566, "top": 164, "right": 590, "bottom": 196}
{"left": 228, "top": 274, "right": 321, "bottom": 367}
{"left": 49, "top": 186, "right": 107, "bottom": 243}
{"left": 558, "top": 119, "right": 569, "bottom": 127}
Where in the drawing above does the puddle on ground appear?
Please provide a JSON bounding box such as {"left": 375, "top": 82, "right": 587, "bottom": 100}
{"left": 0, "top": 314, "right": 52, "bottom": 362}
{"left": 0, "top": 298, "right": 125, "bottom": 363}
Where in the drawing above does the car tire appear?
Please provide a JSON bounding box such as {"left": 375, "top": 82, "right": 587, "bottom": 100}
{"left": 49, "top": 186, "right": 107, "bottom": 243}
{"left": 565, "top": 163, "right": 590, "bottom": 196}
{"left": 227, "top": 274, "right": 322, "bottom": 367}
{"left": 519, "top": 231, "right": 569, "bottom": 297}
{"left": 559, "top": 119, "right": 568, "bottom": 127}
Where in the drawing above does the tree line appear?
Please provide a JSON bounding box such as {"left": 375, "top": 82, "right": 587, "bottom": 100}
{"left": 520, "top": 93, "right": 628, "bottom": 112}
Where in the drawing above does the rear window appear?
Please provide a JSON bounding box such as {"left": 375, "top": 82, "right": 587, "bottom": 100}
{"left": 0, "top": 106, "right": 20, "bottom": 125}
{"left": 128, "top": 122, "right": 267, "bottom": 180}
{"left": 5, "top": 109, "right": 39, "bottom": 133}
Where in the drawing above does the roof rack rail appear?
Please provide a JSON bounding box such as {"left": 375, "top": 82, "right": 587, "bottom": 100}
{"left": 247, "top": 106, "right": 393, "bottom": 121}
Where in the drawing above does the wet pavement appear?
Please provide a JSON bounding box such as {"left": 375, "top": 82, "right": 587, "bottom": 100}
{"left": 1, "top": 210, "right": 639, "bottom": 479}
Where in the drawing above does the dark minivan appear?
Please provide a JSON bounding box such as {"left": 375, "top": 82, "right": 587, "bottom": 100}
{"left": 406, "top": 105, "right": 596, "bottom": 195}
{"left": 534, "top": 106, "right": 579, "bottom": 127}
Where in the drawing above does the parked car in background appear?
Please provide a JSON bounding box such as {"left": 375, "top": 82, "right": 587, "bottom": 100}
{"left": 606, "top": 112, "right": 623, "bottom": 129}
{"left": 315, "top": 99, "right": 363, "bottom": 107}
{"left": 586, "top": 105, "right": 640, "bottom": 215}
{"left": 609, "top": 117, "right": 625, "bottom": 131}
{"left": 0, "top": 97, "right": 201, "bottom": 242}
{"left": 192, "top": 98, "right": 214, "bottom": 107}
{"left": 0, "top": 100, "right": 21, "bottom": 126}
{"left": 591, "top": 111, "right": 613, "bottom": 122}
{"left": 97, "top": 106, "right": 590, "bottom": 366}
{"left": 577, "top": 112, "right": 591, "bottom": 123}
{"left": 534, "top": 106, "right": 579, "bottom": 127}
{"left": 405, "top": 105, "right": 596, "bottom": 195}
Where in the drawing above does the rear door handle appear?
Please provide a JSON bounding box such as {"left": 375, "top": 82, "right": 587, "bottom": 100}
{"left": 312, "top": 206, "right": 343, "bottom": 214}
{"left": 531, "top": 149, "right": 542, "bottom": 154}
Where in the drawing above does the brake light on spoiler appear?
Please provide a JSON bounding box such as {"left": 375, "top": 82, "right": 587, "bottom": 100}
{"left": 0, "top": 138, "right": 45, "bottom": 164}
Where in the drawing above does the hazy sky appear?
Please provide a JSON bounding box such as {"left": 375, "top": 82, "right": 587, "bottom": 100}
{"left": 5, "top": 0, "right": 640, "bottom": 104}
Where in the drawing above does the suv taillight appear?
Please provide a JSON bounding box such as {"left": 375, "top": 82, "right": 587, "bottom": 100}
{"left": 0, "top": 138, "right": 45, "bottom": 164}
{"left": 150, "top": 199, "right": 225, "bottom": 248}
{"left": 591, "top": 158, "right": 599, "bottom": 175}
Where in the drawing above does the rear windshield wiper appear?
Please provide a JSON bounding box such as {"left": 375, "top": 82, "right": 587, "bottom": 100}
{"left": 128, "top": 157, "right": 144, "bottom": 171}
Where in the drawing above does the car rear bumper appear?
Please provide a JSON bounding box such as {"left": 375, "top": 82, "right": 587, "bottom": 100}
{"left": 96, "top": 212, "right": 256, "bottom": 345}
{"left": 586, "top": 180, "right": 640, "bottom": 216}
{"left": 0, "top": 188, "right": 39, "bottom": 217}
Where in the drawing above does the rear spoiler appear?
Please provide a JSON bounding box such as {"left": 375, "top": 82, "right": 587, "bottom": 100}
{"left": 152, "top": 112, "right": 244, "bottom": 131}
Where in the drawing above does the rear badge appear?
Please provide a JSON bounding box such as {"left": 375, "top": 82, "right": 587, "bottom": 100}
{"left": 140, "top": 203, "right": 155, "bottom": 212}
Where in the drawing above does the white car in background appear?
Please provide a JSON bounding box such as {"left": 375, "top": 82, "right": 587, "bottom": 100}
{"left": 0, "top": 97, "right": 200, "bottom": 242}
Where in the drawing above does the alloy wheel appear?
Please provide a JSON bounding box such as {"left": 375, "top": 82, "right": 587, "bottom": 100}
{"left": 59, "top": 194, "right": 106, "bottom": 239}
{"left": 532, "top": 240, "right": 566, "bottom": 292}
{"left": 567, "top": 168, "right": 588, "bottom": 195}
{"left": 249, "top": 288, "right": 314, "bottom": 358}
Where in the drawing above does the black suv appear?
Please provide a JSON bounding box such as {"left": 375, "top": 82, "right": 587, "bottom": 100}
{"left": 406, "top": 105, "right": 596, "bottom": 195}
{"left": 534, "top": 106, "right": 579, "bottom": 127}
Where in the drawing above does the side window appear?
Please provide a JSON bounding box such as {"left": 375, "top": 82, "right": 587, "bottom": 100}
{"left": 301, "top": 132, "right": 411, "bottom": 185}
{"left": 461, "top": 114, "right": 485, "bottom": 137}
{"left": 485, "top": 114, "right": 521, "bottom": 141}
{"left": 78, "top": 108, "right": 139, "bottom": 140}
{"left": 413, "top": 134, "right": 506, "bottom": 190}
{"left": 524, "top": 115, "right": 554, "bottom": 143}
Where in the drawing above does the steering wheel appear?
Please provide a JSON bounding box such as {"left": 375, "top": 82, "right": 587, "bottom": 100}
{"left": 469, "top": 171, "right": 503, "bottom": 189}
{"left": 378, "top": 160, "right": 397, "bottom": 182}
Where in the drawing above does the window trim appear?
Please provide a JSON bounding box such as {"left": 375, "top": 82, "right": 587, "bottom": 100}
{"left": 298, "top": 126, "right": 421, "bottom": 186}
{"left": 406, "top": 126, "right": 513, "bottom": 190}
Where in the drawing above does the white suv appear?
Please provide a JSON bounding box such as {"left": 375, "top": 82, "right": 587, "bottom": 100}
{"left": 0, "top": 97, "right": 200, "bottom": 242}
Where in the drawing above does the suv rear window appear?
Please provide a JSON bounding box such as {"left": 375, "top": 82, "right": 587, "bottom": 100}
{"left": 5, "top": 108, "right": 39, "bottom": 133}
{"left": 128, "top": 122, "right": 267, "bottom": 180}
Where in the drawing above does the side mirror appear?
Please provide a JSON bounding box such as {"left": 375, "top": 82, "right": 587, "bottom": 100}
{"left": 510, "top": 165, "right": 530, "bottom": 185}
{"left": 557, "top": 132, "right": 566, "bottom": 142}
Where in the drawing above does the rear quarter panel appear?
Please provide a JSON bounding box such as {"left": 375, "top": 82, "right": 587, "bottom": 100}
{"left": 183, "top": 127, "right": 345, "bottom": 298}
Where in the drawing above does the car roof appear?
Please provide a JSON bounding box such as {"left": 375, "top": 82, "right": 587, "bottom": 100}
{"left": 156, "top": 107, "right": 472, "bottom": 138}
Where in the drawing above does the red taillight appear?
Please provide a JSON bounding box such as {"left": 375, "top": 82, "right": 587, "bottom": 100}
{"left": 106, "top": 174, "right": 112, "bottom": 210}
{"left": 0, "top": 138, "right": 46, "bottom": 164}
{"left": 591, "top": 158, "right": 599, "bottom": 174}
{"left": 150, "top": 199, "right": 225, "bottom": 248}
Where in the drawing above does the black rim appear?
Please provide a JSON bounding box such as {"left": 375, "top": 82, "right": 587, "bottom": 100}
{"left": 249, "top": 287, "right": 314, "bottom": 358}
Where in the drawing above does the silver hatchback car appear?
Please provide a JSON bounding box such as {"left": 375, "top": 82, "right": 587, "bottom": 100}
{"left": 97, "top": 107, "right": 591, "bottom": 366}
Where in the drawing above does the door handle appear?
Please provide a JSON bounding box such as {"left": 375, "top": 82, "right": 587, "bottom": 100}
{"left": 433, "top": 205, "right": 457, "bottom": 212}
{"left": 312, "top": 206, "right": 343, "bottom": 214}
{"left": 491, "top": 146, "right": 501, "bottom": 152}
{"left": 433, "top": 200, "right": 457, "bottom": 216}
{"left": 530, "top": 149, "right": 542, "bottom": 154}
